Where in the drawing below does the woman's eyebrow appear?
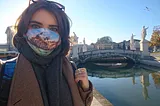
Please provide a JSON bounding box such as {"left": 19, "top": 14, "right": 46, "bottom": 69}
{"left": 49, "top": 25, "right": 58, "bottom": 27}
{"left": 29, "top": 20, "right": 42, "bottom": 25}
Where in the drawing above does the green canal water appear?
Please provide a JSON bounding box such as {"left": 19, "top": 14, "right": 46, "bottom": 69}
{"left": 87, "top": 65, "right": 160, "bottom": 106}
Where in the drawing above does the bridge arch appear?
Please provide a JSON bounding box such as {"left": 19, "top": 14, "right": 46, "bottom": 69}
{"left": 78, "top": 49, "right": 141, "bottom": 64}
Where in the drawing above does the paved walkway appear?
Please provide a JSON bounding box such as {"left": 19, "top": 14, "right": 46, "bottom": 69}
{"left": 91, "top": 88, "right": 113, "bottom": 106}
{"left": 91, "top": 97, "right": 102, "bottom": 106}
{"left": 140, "top": 59, "right": 160, "bottom": 68}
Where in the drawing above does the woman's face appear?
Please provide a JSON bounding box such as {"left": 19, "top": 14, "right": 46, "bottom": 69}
{"left": 28, "top": 9, "right": 58, "bottom": 33}
{"left": 25, "top": 9, "right": 61, "bottom": 56}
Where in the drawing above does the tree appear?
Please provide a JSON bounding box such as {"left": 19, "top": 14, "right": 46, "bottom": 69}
{"left": 96, "top": 36, "right": 112, "bottom": 44}
{"left": 150, "top": 31, "right": 160, "bottom": 47}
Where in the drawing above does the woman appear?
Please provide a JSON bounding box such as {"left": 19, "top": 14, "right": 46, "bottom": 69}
{"left": 0, "top": 0, "right": 93, "bottom": 106}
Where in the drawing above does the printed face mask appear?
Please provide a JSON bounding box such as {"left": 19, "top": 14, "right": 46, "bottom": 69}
{"left": 24, "top": 28, "right": 61, "bottom": 56}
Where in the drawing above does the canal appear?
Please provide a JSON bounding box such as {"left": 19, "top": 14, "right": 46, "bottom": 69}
{"left": 86, "top": 64, "right": 160, "bottom": 106}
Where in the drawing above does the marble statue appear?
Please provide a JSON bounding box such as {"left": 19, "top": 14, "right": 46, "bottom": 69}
{"left": 130, "top": 34, "right": 136, "bottom": 50}
{"left": 70, "top": 32, "right": 79, "bottom": 45}
{"left": 140, "top": 26, "right": 150, "bottom": 56}
{"left": 83, "top": 38, "right": 86, "bottom": 44}
{"left": 141, "top": 26, "right": 149, "bottom": 41}
{"left": 73, "top": 32, "right": 78, "bottom": 44}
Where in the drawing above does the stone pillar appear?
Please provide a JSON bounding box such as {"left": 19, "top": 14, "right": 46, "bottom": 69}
{"left": 140, "top": 40, "right": 149, "bottom": 57}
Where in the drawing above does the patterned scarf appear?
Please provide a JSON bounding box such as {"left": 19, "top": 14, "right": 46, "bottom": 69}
{"left": 14, "top": 38, "right": 73, "bottom": 106}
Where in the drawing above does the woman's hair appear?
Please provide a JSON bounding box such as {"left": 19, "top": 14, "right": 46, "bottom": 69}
{"left": 13, "top": 1, "right": 71, "bottom": 55}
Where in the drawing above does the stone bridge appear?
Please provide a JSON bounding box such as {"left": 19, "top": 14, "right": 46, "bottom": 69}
{"left": 0, "top": 44, "right": 16, "bottom": 51}
{"left": 0, "top": 44, "right": 9, "bottom": 50}
{"left": 77, "top": 49, "right": 142, "bottom": 64}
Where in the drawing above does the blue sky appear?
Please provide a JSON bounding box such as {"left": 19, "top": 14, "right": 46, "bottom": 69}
{"left": 0, "top": 0, "right": 160, "bottom": 44}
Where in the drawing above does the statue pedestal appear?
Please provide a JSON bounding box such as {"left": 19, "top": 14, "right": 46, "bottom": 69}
{"left": 140, "top": 40, "right": 149, "bottom": 57}
{"left": 71, "top": 45, "right": 79, "bottom": 59}
{"left": 83, "top": 44, "right": 87, "bottom": 52}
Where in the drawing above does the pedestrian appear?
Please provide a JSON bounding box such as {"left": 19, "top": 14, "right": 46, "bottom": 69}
{"left": 0, "top": 0, "right": 93, "bottom": 106}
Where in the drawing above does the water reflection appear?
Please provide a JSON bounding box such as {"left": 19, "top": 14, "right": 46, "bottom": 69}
{"left": 132, "top": 76, "right": 136, "bottom": 85}
{"left": 152, "top": 73, "right": 160, "bottom": 89}
{"left": 141, "top": 71, "right": 150, "bottom": 100}
{"left": 87, "top": 65, "right": 160, "bottom": 105}
{"left": 87, "top": 66, "right": 144, "bottom": 79}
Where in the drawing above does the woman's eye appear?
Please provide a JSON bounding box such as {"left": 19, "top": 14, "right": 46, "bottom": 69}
{"left": 30, "top": 24, "right": 40, "bottom": 29}
{"left": 49, "top": 27, "right": 58, "bottom": 32}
